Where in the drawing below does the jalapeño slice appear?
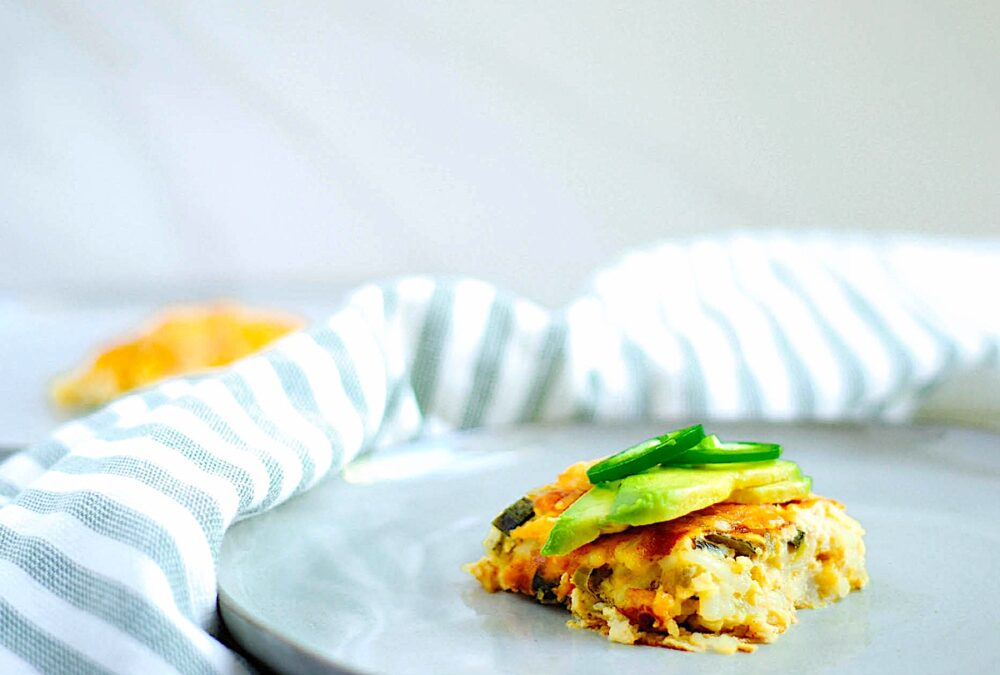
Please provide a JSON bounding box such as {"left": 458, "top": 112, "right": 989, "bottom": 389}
{"left": 586, "top": 424, "right": 706, "bottom": 484}
{"left": 669, "top": 435, "right": 782, "bottom": 465}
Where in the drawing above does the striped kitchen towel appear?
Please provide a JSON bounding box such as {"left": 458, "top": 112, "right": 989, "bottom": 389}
{"left": 0, "top": 233, "right": 998, "bottom": 673}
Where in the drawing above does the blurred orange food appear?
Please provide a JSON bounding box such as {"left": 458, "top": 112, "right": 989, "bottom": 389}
{"left": 51, "top": 302, "right": 303, "bottom": 410}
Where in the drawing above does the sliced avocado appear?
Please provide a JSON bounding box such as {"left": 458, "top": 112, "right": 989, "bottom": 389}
{"left": 727, "top": 459, "right": 801, "bottom": 489}
{"left": 608, "top": 460, "right": 802, "bottom": 526}
{"left": 541, "top": 460, "right": 806, "bottom": 555}
{"left": 540, "top": 484, "right": 619, "bottom": 556}
{"left": 608, "top": 468, "right": 736, "bottom": 526}
{"left": 728, "top": 474, "right": 812, "bottom": 505}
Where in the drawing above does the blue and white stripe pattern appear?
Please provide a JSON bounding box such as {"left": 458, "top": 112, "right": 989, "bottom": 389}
{"left": 1, "top": 233, "right": 998, "bottom": 672}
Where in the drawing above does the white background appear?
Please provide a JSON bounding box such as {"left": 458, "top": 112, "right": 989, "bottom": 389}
{"left": 2, "top": 1, "right": 999, "bottom": 308}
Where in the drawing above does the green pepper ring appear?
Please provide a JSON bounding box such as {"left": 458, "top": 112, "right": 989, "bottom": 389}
{"left": 669, "top": 440, "right": 782, "bottom": 465}
{"left": 586, "top": 424, "right": 706, "bottom": 484}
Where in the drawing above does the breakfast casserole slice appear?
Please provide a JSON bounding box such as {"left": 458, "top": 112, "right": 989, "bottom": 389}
{"left": 51, "top": 302, "right": 302, "bottom": 410}
{"left": 466, "top": 459, "right": 868, "bottom": 654}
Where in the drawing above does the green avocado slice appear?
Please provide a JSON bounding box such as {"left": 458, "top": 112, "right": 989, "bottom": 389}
{"left": 540, "top": 460, "right": 805, "bottom": 556}
{"left": 608, "top": 468, "right": 736, "bottom": 527}
{"left": 728, "top": 474, "right": 813, "bottom": 504}
{"left": 720, "top": 459, "right": 802, "bottom": 489}
{"left": 609, "top": 460, "right": 802, "bottom": 526}
{"left": 540, "top": 483, "right": 621, "bottom": 556}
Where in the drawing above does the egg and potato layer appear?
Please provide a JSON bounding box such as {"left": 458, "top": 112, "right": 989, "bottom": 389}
{"left": 466, "top": 462, "right": 867, "bottom": 653}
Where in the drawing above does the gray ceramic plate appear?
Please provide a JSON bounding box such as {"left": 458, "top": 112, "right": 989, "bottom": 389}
{"left": 218, "top": 422, "right": 1000, "bottom": 674}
